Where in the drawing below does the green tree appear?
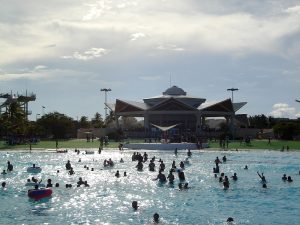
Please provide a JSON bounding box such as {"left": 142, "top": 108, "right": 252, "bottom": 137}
{"left": 91, "top": 112, "right": 104, "bottom": 128}
{"left": 37, "top": 112, "right": 76, "bottom": 139}
{"left": 79, "top": 116, "right": 90, "bottom": 128}
{"left": 273, "top": 121, "right": 300, "bottom": 140}
{"left": 105, "top": 111, "right": 115, "bottom": 127}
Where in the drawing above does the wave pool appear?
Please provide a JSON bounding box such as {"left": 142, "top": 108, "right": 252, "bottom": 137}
{"left": 0, "top": 149, "right": 299, "bottom": 225}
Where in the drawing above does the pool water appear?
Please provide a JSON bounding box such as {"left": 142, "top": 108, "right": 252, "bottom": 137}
{"left": 0, "top": 149, "right": 299, "bottom": 225}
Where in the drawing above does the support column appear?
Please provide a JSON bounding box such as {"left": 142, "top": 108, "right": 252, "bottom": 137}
{"left": 196, "top": 113, "right": 201, "bottom": 135}
{"left": 144, "top": 113, "right": 150, "bottom": 137}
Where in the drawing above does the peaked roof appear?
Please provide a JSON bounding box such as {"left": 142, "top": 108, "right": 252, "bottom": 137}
{"left": 201, "top": 99, "right": 234, "bottom": 112}
{"left": 233, "top": 102, "right": 247, "bottom": 112}
{"left": 149, "top": 97, "right": 198, "bottom": 111}
{"left": 115, "top": 99, "right": 148, "bottom": 113}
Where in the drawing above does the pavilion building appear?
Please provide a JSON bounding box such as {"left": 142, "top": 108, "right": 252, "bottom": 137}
{"left": 108, "top": 86, "right": 248, "bottom": 139}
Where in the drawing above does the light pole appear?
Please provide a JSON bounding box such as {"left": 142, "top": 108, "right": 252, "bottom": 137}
{"left": 101, "top": 88, "right": 111, "bottom": 120}
{"left": 36, "top": 113, "right": 40, "bottom": 121}
{"left": 227, "top": 88, "right": 239, "bottom": 103}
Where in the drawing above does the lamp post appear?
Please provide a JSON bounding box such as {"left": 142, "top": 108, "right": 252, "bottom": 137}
{"left": 100, "top": 88, "right": 111, "bottom": 120}
{"left": 227, "top": 88, "right": 239, "bottom": 103}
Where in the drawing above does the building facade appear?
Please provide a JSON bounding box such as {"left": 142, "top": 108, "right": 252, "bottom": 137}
{"left": 108, "top": 86, "right": 248, "bottom": 139}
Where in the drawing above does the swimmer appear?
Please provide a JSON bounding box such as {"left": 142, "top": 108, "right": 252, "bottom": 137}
{"left": 153, "top": 170, "right": 167, "bottom": 182}
{"left": 179, "top": 161, "right": 185, "bottom": 170}
{"left": 7, "top": 161, "right": 13, "bottom": 171}
{"left": 66, "top": 160, "right": 71, "bottom": 170}
{"left": 132, "top": 201, "right": 138, "bottom": 210}
{"left": 244, "top": 165, "right": 248, "bottom": 170}
{"left": 55, "top": 183, "right": 59, "bottom": 187}
{"left": 178, "top": 183, "right": 183, "bottom": 190}
{"left": 287, "top": 176, "right": 293, "bottom": 182}
{"left": 1, "top": 182, "right": 6, "bottom": 189}
{"left": 171, "top": 161, "right": 176, "bottom": 169}
{"left": 257, "top": 171, "right": 266, "bottom": 183}
{"left": 222, "top": 156, "right": 227, "bottom": 162}
{"left": 282, "top": 174, "right": 287, "bottom": 181}
{"left": 69, "top": 167, "right": 75, "bottom": 175}
{"left": 174, "top": 148, "right": 178, "bottom": 156}
{"left": 84, "top": 181, "right": 90, "bottom": 187}
{"left": 136, "top": 161, "right": 143, "bottom": 171}
{"left": 184, "top": 183, "right": 189, "bottom": 189}
{"left": 149, "top": 161, "right": 155, "bottom": 171}
{"left": 227, "top": 217, "right": 234, "bottom": 223}
{"left": 187, "top": 149, "right": 192, "bottom": 157}
{"left": 77, "top": 177, "right": 84, "bottom": 187}
{"left": 46, "top": 179, "right": 53, "bottom": 188}
{"left": 1, "top": 170, "right": 7, "bottom": 175}
{"left": 120, "top": 158, "right": 124, "bottom": 163}
{"left": 115, "top": 170, "right": 120, "bottom": 178}
{"left": 153, "top": 213, "right": 160, "bottom": 224}
{"left": 215, "top": 157, "right": 221, "bottom": 165}
{"left": 178, "top": 171, "right": 185, "bottom": 181}
{"left": 167, "top": 171, "right": 175, "bottom": 184}
{"left": 124, "top": 171, "right": 127, "bottom": 177}
{"left": 231, "top": 173, "right": 238, "bottom": 181}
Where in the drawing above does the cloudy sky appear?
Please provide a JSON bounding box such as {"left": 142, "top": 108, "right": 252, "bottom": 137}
{"left": 1, "top": 0, "right": 300, "bottom": 120}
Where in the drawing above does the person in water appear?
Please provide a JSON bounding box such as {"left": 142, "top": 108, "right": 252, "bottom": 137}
{"left": 136, "top": 161, "right": 143, "bottom": 171}
{"left": 174, "top": 148, "right": 178, "bottom": 156}
{"left": 7, "top": 161, "right": 13, "bottom": 171}
{"left": 132, "top": 201, "right": 138, "bottom": 210}
{"left": 154, "top": 170, "right": 167, "bottom": 182}
{"left": 149, "top": 161, "right": 155, "bottom": 171}
{"left": 231, "top": 173, "right": 238, "bottom": 181}
{"left": 84, "top": 181, "right": 90, "bottom": 187}
{"left": 167, "top": 171, "right": 175, "bottom": 184}
{"left": 187, "top": 149, "right": 192, "bottom": 157}
{"left": 1, "top": 170, "right": 7, "bottom": 175}
{"left": 178, "top": 171, "right": 185, "bottom": 181}
{"left": 66, "top": 160, "right": 71, "bottom": 170}
{"left": 222, "top": 156, "right": 227, "bottom": 162}
{"left": 124, "top": 171, "right": 127, "bottom": 177}
{"left": 282, "top": 174, "right": 287, "bottom": 181}
{"left": 287, "top": 176, "right": 293, "bottom": 182}
{"left": 77, "top": 177, "right": 84, "bottom": 187}
{"left": 120, "top": 158, "right": 124, "bottom": 163}
{"left": 115, "top": 170, "right": 120, "bottom": 178}
{"left": 257, "top": 171, "right": 266, "bottom": 183}
{"left": 46, "top": 179, "right": 53, "bottom": 188}
{"left": 153, "top": 213, "right": 160, "bottom": 224}
{"left": 69, "top": 167, "right": 75, "bottom": 175}
{"left": 262, "top": 183, "right": 267, "bottom": 188}
{"left": 1, "top": 182, "right": 6, "bottom": 189}
{"left": 244, "top": 165, "right": 248, "bottom": 170}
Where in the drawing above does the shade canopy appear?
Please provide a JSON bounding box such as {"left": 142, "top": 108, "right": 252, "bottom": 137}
{"left": 151, "top": 123, "right": 179, "bottom": 132}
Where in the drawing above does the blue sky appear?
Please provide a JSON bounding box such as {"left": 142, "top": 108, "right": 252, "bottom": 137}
{"left": 1, "top": 0, "right": 300, "bottom": 120}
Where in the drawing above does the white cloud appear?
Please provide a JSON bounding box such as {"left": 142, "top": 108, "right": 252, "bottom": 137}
{"left": 62, "top": 48, "right": 109, "bottom": 60}
{"left": 285, "top": 5, "right": 300, "bottom": 14}
{"left": 269, "top": 103, "right": 300, "bottom": 118}
{"left": 130, "top": 32, "right": 146, "bottom": 41}
{"left": 157, "top": 44, "right": 185, "bottom": 51}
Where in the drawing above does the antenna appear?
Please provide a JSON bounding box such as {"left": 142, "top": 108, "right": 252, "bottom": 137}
{"left": 169, "top": 73, "right": 172, "bottom": 87}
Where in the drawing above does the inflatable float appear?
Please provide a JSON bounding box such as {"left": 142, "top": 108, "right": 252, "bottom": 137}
{"left": 85, "top": 150, "right": 94, "bottom": 154}
{"left": 28, "top": 188, "right": 52, "bottom": 200}
{"left": 27, "top": 167, "right": 42, "bottom": 173}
